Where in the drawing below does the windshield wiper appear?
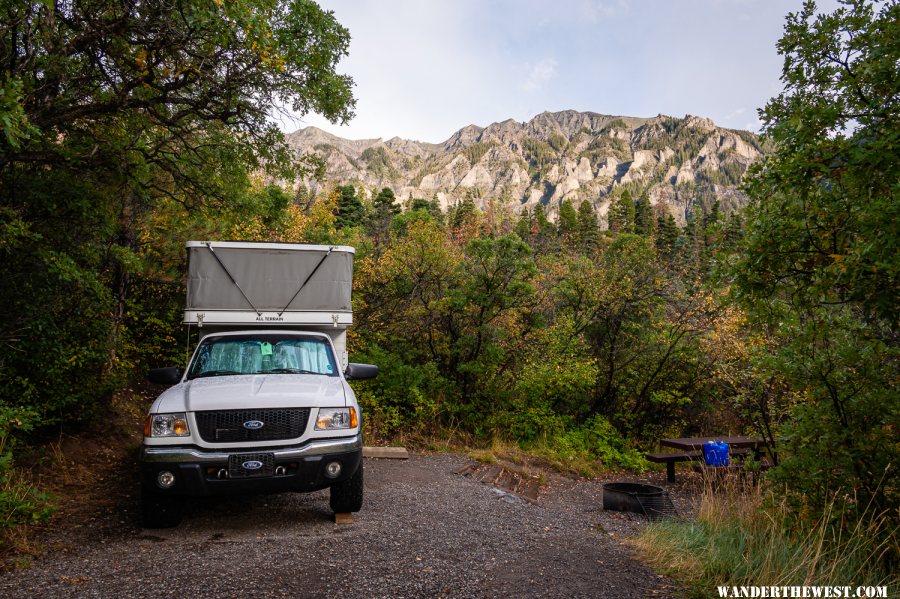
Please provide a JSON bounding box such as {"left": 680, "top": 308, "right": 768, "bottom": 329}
{"left": 260, "top": 368, "right": 318, "bottom": 375}
{"left": 192, "top": 370, "right": 242, "bottom": 379}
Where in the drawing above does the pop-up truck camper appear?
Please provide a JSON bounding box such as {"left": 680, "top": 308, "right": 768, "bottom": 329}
{"left": 140, "top": 241, "right": 377, "bottom": 528}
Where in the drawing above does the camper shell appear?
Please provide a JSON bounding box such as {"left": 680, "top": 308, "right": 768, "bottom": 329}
{"left": 139, "top": 241, "right": 375, "bottom": 528}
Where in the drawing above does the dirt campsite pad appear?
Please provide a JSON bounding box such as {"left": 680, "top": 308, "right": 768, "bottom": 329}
{"left": 0, "top": 447, "right": 688, "bottom": 598}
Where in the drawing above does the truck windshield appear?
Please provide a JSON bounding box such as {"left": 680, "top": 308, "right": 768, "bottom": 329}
{"left": 186, "top": 335, "right": 338, "bottom": 379}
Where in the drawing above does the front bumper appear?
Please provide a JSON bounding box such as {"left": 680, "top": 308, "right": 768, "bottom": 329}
{"left": 140, "top": 433, "right": 362, "bottom": 496}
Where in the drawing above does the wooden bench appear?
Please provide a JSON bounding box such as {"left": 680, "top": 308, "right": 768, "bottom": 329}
{"left": 647, "top": 448, "right": 749, "bottom": 482}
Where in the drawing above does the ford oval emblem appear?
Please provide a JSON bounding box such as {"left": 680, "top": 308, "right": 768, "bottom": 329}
{"left": 243, "top": 420, "right": 264, "bottom": 430}
{"left": 242, "top": 460, "right": 263, "bottom": 470}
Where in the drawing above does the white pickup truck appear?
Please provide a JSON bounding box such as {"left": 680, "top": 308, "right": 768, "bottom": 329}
{"left": 141, "top": 242, "right": 377, "bottom": 528}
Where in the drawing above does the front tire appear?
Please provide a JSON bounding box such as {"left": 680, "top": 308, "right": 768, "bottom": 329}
{"left": 140, "top": 488, "right": 185, "bottom": 528}
{"left": 329, "top": 463, "right": 363, "bottom": 513}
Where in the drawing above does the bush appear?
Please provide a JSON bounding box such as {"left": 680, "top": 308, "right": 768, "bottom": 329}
{"left": 0, "top": 406, "right": 54, "bottom": 532}
{"left": 350, "top": 345, "right": 454, "bottom": 438}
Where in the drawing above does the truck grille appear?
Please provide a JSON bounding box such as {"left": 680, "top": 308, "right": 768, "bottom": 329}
{"left": 228, "top": 453, "right": 275, "bottom": 478}
{"left": 195, "top": 408, "right": 310, "bottom": 443}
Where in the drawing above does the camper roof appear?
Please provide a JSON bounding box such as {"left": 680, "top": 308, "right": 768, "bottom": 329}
{"left": 183, "top": 241, "right": 354, "bottom": 326}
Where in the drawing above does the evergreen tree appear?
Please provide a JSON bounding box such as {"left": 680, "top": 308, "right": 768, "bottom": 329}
{"left": 534, "top": 203, "right": 557, "bottom": 238}
{"left": 374, "top": 187, "right": 400, "bottom": 216}
{"left": 703, "top": 199, "right": 722, "bottom": 249}
{"left": 367, "top": 187, "right": 400, "bottom": 244}
{"left": 335, "top": 184, "right": 365, "bottom": 228}
{"left": 527, "top": 203, "right": 558, "bottom": 252}
{"left": 706, "top": 199, "right": 721, "bottom": 228}
{"left": 411, "top": 198, "right": 431, "bottom": 212}
{"left": 515, "top": 207, "right": 534, "bottom": 241}
{"left": 722, "top": 213, "right": 744, "bottom": 253}
{"left": 608, "top": 190, "right": 635, "bottom": 233}
{"left": 558, "top": 200, "right": 579, "bottom": 239}
{"left": 655, "top": 212, "right": 679, "bottom": 260}
{"left": 428, "top": 196, "right": 445, "bottom": 225}
{"left": 451, "top": 194, "right": 479, "bottom": 230}
{"left": 682, "top": 215, "right": 704, "bottom": 276}
{"left": 634, "top": 192, "right": 655, "bottom": 237}
{"left": 577, "top": 200, "right": 599, "bottom": 251}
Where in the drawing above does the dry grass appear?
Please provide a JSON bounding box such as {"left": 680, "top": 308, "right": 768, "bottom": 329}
{"left": 630, "top": 475, "right": 898, "bottom": 597}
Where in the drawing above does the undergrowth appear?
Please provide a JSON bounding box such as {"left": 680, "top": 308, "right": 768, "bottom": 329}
{"left": 631, "top": 477, "right": 898, "bottom": 598}
{"left": 0, "top": 407, "right": 55, "bottom": 563}
{"left": 0, "top": 457, "right": 55, "bottom": 567}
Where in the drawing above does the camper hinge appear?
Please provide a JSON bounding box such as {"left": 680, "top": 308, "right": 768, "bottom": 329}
{"left": 332, "top": 313, "right": 339, "bottom": 328}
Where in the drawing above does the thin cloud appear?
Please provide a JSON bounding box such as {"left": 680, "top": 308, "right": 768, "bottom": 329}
{"left": 744, "top": 117, "right": 764, "bottom": 133}
{"left": 521, "top": 58, "right": 558, "bottom": 93}
{"left": 579, "top": 0, "right": 629, "bottom": 21}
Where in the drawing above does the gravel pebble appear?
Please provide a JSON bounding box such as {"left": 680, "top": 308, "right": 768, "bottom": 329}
{"left": 0, "top": 454, "right": 684, "bottom": 598}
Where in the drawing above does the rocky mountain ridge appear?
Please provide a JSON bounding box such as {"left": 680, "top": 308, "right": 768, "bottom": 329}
{"left": 286, "top": 110, "right": 764, "bottom": 226}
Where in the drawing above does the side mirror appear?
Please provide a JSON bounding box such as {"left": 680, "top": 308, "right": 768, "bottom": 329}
{"left": 148, "top": 367, "right": 183, "bottom": 385}
{"left": 344, "top": 363, "right": 379, "bottom": 380}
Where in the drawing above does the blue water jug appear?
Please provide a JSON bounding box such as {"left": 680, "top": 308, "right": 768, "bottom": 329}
{"left": 703, "top": 441, "right": 730, "bottom": 466}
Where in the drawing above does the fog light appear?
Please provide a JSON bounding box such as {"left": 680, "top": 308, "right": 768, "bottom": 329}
{"left": 157, "top": 470, "right": 176, "bottom": 489}
{"left": 324, "top": 461, "right": 342, "bottom": 478}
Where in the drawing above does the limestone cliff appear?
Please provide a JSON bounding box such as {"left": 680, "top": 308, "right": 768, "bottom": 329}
{"left": 285, "top": 110, "right": 764, "bottom": 226}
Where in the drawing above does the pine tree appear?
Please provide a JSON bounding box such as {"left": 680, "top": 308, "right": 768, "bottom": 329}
{"left": 608, "top": 189, "right": 635, "bottom": 233}
{"left": 534, "top": 203, "right": 556, "bottom": 238}
{"left": 429, "top": 195, "right": 445, "bottom": 225}
{"left": 515, "top": 207, "right": 533, "bottom": 241}
{"left": 451, "top": 194, "right": 479, "bottom": 230}
{"left": 528, "top": 203, "right": 558, "bottom": 252}
{"left": 367, "top": 187, "right": 400, "bottom": 244}
{"left": 411, "top": 197, "right": 431, "bottom": 212}
{"left": 577, "top": 200, "right": 599, "bottom": 251}
{"left": 558, "top": 199, "right": 579, "bottom": 239}
{"left": 722, "top": 213, "right": 744, "bottom": 252}
{"left": 335, "top": 184, "right": 365, "bottom": 228}
{"left": 373, "top": 187, "right": 400, "bottom": 216}
{"left": 682, "top": 215, "right": 704, "bottom": 276}
{"left": 703, "top": 199, "right": 722, "bottom": 250}
{"left": 655, "top": 212, "right": 679, "bottom": 259}
{"left": 634, "top": 192, "right": 655, "bottom": 237}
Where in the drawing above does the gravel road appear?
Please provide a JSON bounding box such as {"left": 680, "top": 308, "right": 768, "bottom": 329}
{"left": 0, "top": 453, "right": 682, "bottom": 598}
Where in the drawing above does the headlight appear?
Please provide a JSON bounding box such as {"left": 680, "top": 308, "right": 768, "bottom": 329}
{"left": 315, "top": 407, "right": 358, "bottom": 430}
{"left": 145, "top": 413, "right": 190, "bottom": 437}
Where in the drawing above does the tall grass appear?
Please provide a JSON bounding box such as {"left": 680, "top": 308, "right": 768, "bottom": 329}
{"left": 631, "top": 476, "right": 897, "bottom": 598}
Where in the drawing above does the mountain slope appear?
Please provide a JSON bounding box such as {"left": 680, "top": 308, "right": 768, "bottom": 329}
{"left": 285, "top": 110, "right": 764, "bottom": 226}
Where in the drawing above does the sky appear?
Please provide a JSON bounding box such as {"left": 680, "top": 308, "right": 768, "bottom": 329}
{"left": 289, "top": 0, "right": 838, "bottom": 144}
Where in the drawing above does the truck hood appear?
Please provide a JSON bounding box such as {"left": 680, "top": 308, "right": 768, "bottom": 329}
{"left": 153, "top": 374, "right": 347, "bottom": 413}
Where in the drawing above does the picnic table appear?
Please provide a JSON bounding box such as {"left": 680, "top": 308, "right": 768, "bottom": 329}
{"left": 660, "top": 436, "right": 763, "bottom": 452}
{"left": 648, "top": 436, "right": 764, "bottom": 483}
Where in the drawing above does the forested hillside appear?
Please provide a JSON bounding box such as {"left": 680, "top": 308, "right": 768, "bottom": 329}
{"left": 0, "top": 0, "right": 896, "bottom": 587}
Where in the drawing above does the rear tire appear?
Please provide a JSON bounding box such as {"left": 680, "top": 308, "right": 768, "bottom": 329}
{"left": 140, "top": 488, "right": 185, "bottom": 528}
{"left": 329, "top": 463, "right": 363, "bottom": 513}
